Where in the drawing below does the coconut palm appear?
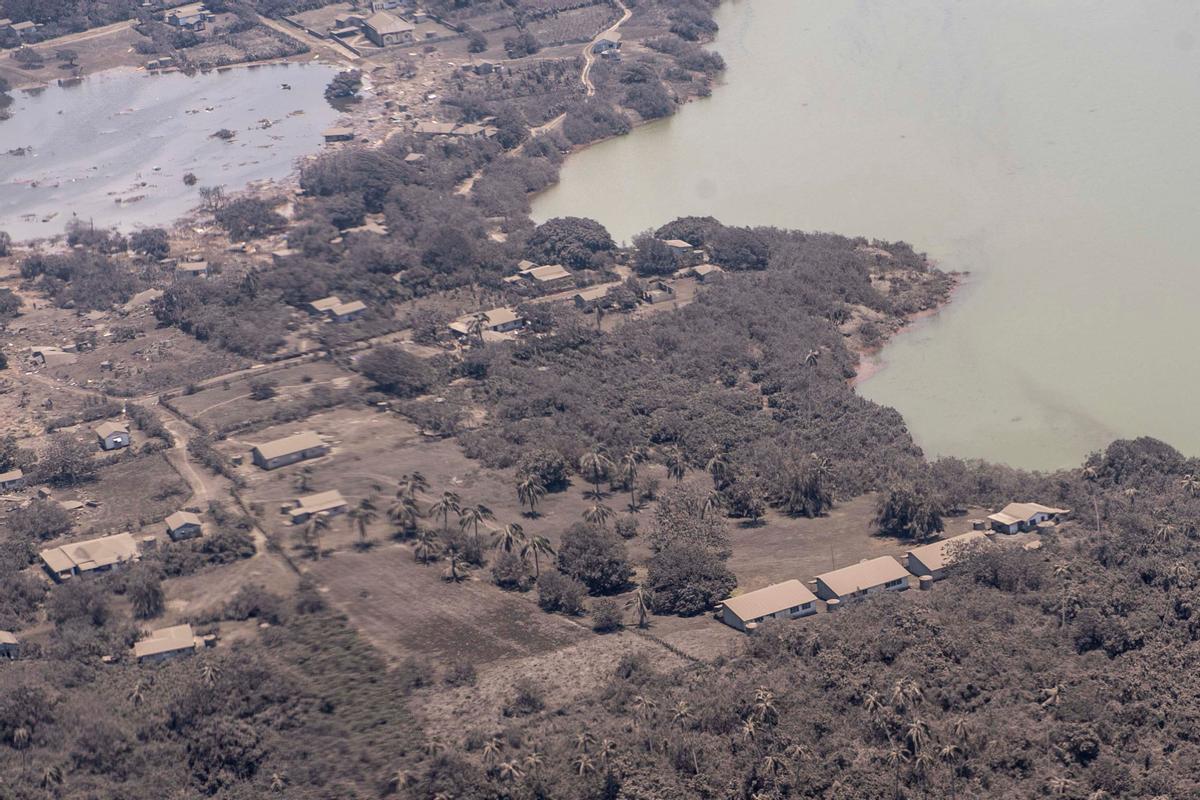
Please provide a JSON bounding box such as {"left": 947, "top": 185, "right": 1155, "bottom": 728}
{"left": 40, "top": 764, "right": 64, "bottom": 790}
{"left": 493, "top": 522, "right": 526, "bottom": 553}
{"left": 706, "top": 451, "right": 730, "bottom": 489}
{"left": 522, "top": 750, "right": 544, "bottom": 775}
{"left": 572, "top": 753, "right": 596, "bottom": 776}
{"left": 458, "top": 503, "right": 495, "bottom": 547}
{"left": 429, "top": 491, "right": 461, "bottom": 534}
{"left": 631, "top": 694, "right": 657, "bottom": 720}
{"left": 663, "top": 446, "right": 687, "bottom": 482}
{"left": 886, "top": 746, "right": 910, "bottom": 800}
{"left": 1082, "top": 465, "right": 1102, "bottom": 533}
{"left": 583, "top": 502, "right": 615, "bottom": 528}
{"left": 466, "top": 312, "right": 488, "bottom": 345}
{"left": 522, "top": 534, "right": 555, "bottom": 578}
{"left": 702, "top": 489, "right": 725, "bottom": 519}
{"left": 516, "top": 476, "right": 546, "bottom": 516}
{"left": 397, "top": 472, "right": 429, "bottom": 500}
{"left": 597, "top": 738, "right": 617, "bottom": 766}
{"left": 200, "top": 659, "right": 221, "bottom": 688}
{"left": 804, "top": 348, "right": 820, "bottom": 367}
{"left": 127, "top": 681, "right": 145, "bottom": 707}
{"left": 626, "top": 584, "right": 652, "bottom": 628}
{"left": 11, "top": 726, "right": 29, "bottom": 750}
{"left": 579, "top": 448, "right": 614, "bottom": 499}
{"left": 618, "top": 451, "right": 642, "bottom": 511}
{"left": 1179, "top": 473, "right": 1200, "bottom": 496}
{"left": 906, "top": 718, "right": 931, "bottom": 752}
{"left": 348, "top": 498, "right": 378, "bottom": 548}
{"left": 1154, "top": 519, "right": 1178, "bottom": 544}
{"left": 671, "top": 700, "right": 693, "bottom": 728}
{"left": 890, "top": 678, "right": 924, "bottom": 712}
{"left": 413, "top": 528, "right": 440, "bottom": 563}
{"left": 443, "top": 545, "right": 466, "bottom": 582}
{"left": 752, "top": 686, "right": 779, "bottom": 726}
{"left": 270, "top": 772, "right": 286, "bottom": 792}
{"left": 303, "top": 512, "right": 331, "bottom": 559}
{"left": 481, "top": 736, "right": 503, "bottom": 765}
{"left": 293, "top": 465, "right": 314, "bottom": 493}
{"left": 1048, "top": 776, "right": 1076, "bottom": 796}
{"left": 938, "top": 743, "right": 963, "bottom": 800}
{"left": 574, "top": 731, "right": 597, "bottom": 753}
{"left": 387, "top": 495, "right": 422, "bottom": 538}
{"left": 497, "top": 760, "right": 524, "bottom": 782}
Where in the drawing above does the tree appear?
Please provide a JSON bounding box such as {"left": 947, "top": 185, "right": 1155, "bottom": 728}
{"left": 357, "top": 346, "right": 436, "bottom": 397}
{"left": 37, "top": 433, "right": 96, "bottom": 486}
{"left": 626, "top": 584, "right": 653, "bottom": 628}
{"left": 397, "top": 472, "right": 429, "bottom": 500}
{"left": 557, "top": 523, "right": 633, "bottom": 595}
{"left": 413, "top": 529, "right": 439, "bottom": 563}
{"left": 349, "top": 498, "right": 378, "bottom": 548}
{"left": 618, "top": 450, "right": 643, "bottom": 511}
{"left": 55, "top": 48, "right": 78, "bottom": 68}
{"left": 579, "top": 448, "right": 614, "bottom": 498}
{"left": 126, "top": 565, "right": 165, "bottom": 619}
{"left": 632, "top": 231, "right": 677, "bottom": 276}
{"left": 644, "top": 544, "right": 736, "bottom": 616}
{"left": 493, "top": 523, "right": 526, "bottom": 553}
{"left": 874, "top": 485, "right": 945, "bottom": 542}
{"left": 526, "top": 217, "right": 615, "bottom": 270}
{"left": 458, "top": 503, "right": 495, "bottom": 546}
{"left": 522, "top": 535, "right": 555, "bottom": 578}
{"left": 388, "top": 495, "right": 422, "bottom": 538}
{"left": 214, "top": 197, "right": 286, "bottom": 240}
{"left": 301, "top": 513, "right": 331, "bottom": 558}
{"left": 429, "top": 491, "right": 462, "bottom": 534}
{"left": 663, "top": 447, "right": 687, "bottom": 482}
{"left": 466, "top": 27, "right": 488, "bottom": 53}
{"left": 516, "top": 476, "right": 546, "bottom": 516}
{"left": 129, "top": 227, "right": 170, "bottom": 259}
{"left": 324, "top": 69, "right": 363, "bottom": 101}
{"left": 536, "top": 571, "right": 586, "bottom": 614}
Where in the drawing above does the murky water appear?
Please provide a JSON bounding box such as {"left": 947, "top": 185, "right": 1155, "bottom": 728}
{"left": 533, "top": 0, "right": 1200, "bottom": 470}
{"left": 0, "top": 62, "right": 339, "bottom": 240}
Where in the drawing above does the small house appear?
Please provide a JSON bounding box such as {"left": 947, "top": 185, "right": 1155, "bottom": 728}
{"left": 323, "top": 127, "right": 355, "bottom": 143}
{"left": 643, "top": 280, "right": 675, "bottom": 304}
{"left": 251, "top": 431, "right": 329, "bottom": 470}
{"left": 329, "top": 299, "right": 367, "bottom": 322}
{"left": 308, "top": 296, "right": 343, "bottom": 315}
{"left": 289, "top": 489, "right": 348, "bottom": 525}
{"left": 592, "top": 32, "right": 621, "bottom": 54}
{"left": 691, "top": 263, "right": 724, "bottom": 282}
{"left": 720, "top": 580, "right": 818, "bottom": 633}
{"left": 814, "top": 556, "right": 910, "bottom": 602}
{"left": 95, "top": 421, "right": 131, "bottom": 451}
{"left": 362, "top": 10, "right": 414, "bottom": 47}
{"left": 176, "top": 261, "right": 208, "bottom": 278}
{"left": 0, "top": 469, "right": 24, "bottom": 492}
{"left": 166, "top": 11, "right": 209, "bottom": 31}
{"left": 572, "top": 285, "right": 612, "bottom": 310}
{"left": 133, "top": 623, "right": 204, "bottom": 663}
{"left": 30, "top": 346, "right": 77, "bottom": 367}
{"left": 0, "top": 631, "right": 18, "bottom": 660}
{"left": 403, "top": 152, "right": 426, "bottom": 163}
{"left": 9, "top": 20, "right": 36, "bottom": 38}
{"left": 413, "top": 121, "right": 457, "bottom": 136}
{"left": 662, "top": 238, "right": 694, "bottom": 253}
{"left": 905, "top": 531, "right": 987, "bottom": 581}
{"left": 517, "top": 263, "right": 573, "bottom": 288}
{"left": 449, "top": 307, "right": 527, "bottom": 337}
{"left": 987, "top": 502, "right": 1070, "bottom": 535}
{"left": 40, "top": 532, "right": 140, "bottom": 581}
{"left": 165, "top": 510, "right": 203, "bottom": 541}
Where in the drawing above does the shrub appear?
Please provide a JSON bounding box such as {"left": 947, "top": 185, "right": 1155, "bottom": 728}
{"left": 591, "top": 598, "right": 623, "bottom": 633}
{"left": 516, "top": 449, "right": 569, "bottom": 491}
{"left": 557, "top": 523, "right": 633, "bottom": 595}
{"left": 223, "top": 584, "right": 284, "bottom": 624}
{"left": 645, "top": 545, "right": 736, "bottom": 616}
{"left": 491, "top": 550, "right": 532, "bottom": 590}
{"left": 444, "top": 659, "right": 478, "bottom": 687}
{"left": 614, "top": 515, "right": 639, "bottom": 540}
{"left": 357, "top": 346, "right": 436, "bottom": 397}
{"left": 503, "top": 678, "right": 545, "bottom": 716}
{"left": 536, "top": 571, "right": 586, "bottom": 615}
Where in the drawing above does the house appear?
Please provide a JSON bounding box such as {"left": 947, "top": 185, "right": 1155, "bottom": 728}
{"left": 814, "top": 556, "right": 910, "bottom": 602}
{"left": 165, "top": 510, "right": 203, "bottom": 541}
{"left": 0, "top": 631, "right": 18, "bottom": 660}
{"left": 30, "top": 346, "right": 77, "bottom": 367}
{"left": 362, "top": 11, "right": 414, "bottom": 47}
{"left": 251, "top": 431, "right": 329, "bottom": 470}
{"left": 95, "top": 421, "right": 131, "bottom": 451}
{"left": 572, "top": 285, "right": 612, "bottom": 310}
{"left": 516, "top": 263, "right": 573, "bottom": 288}
{"left": 720, "top": 580, "right": 818, "bottom": 632}
{"left": 643, "top": 280, "right": 675, "bottom": 304}
{"left": 662, "top": 238, "right": 694, "bottom": 253}
{"left": 176, "top": 261, "right": 208, "bottom": 278}
{"left": 905, "top": 531, "right": 987, "bottom": 581}
{"left": 449, "top": 307, "right": 527, "bottom": 337}
{"left": 987, "top": 502, "right": 1070, "bottom": 534}
{"left": 166, "top": 11, "right": 210, "bottom": 31}
{"left": 8, "top": 20, "right": 36, "bottom": 38}
{"left": 329, "top": 299, "right": 367, "bottom": 322}
{"left": 414, "top": 121, "right": 457, "bottom": 136}
{"left": 40, "top": 532, "right": 140, "bottom": 581}
{"left": 323, "top": 127, "right": 355, "bottom": 142}
{"left": 289, "top": 489, "right": 349, "bottom": 525}
{"left": 308, "top": 296, "right": 343, "bottom": 315}
{"left": 403, "top": 152, "right": 426, "bottom": 163}
{"left": 133, "top": 623, "right": 204, "bottom": 663}
{"left": 592, "top": 32, "right": 621, "bottom": 53}
{"left": 0, "top": 469, "right": 24, "bottom": 492}
{"left": 691, "top": 263, "right": 724, "bottom": 282}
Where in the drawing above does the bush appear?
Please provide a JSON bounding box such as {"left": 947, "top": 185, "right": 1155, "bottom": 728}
{"left": 503, "top": 678, "right": 545, "bottom": 716}
{"left": 614, "top": 515, "right": 639, "bottom": 540}
{"left": 591, "top": 598, "right": 623, "bottom": 633}
{"left": 536, "top": 571, "right": 586, "bottom": 615}
{"left": 491, "top": 549, "right": 532, "bottom": 590}
{"left": 125, "top": 564, "right": 165, "bottom": 619}
{"left": 645, "top": 544, "right": 736, "bottom": 616}
{"left": 874, "top": 484, "right": 945, "bottom": 542}
{"left": 356, "top": 346, "right": 436, "bottom": 397}
{"left": 516, "top": 449, "right": 569, "bottom": 491}
{"left": 557, "top": 523, "right": 633, "bottom": 595}
{"left": 623, "top": 80, "right": 675, "bottom": 120}
{"left": 223, "top": 584, "right": 284, "bottom": 624}
{"left": 444, "top": 659, "right": 478, "bottom": 687}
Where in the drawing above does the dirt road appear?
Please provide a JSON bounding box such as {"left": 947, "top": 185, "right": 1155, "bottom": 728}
{"left": 581, "top": 0, "right": 631, "bottom": 97}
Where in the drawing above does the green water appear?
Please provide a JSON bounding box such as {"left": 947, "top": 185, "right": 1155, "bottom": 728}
{"left": 532, "top": 0, "right": 1200, "bottom": 470}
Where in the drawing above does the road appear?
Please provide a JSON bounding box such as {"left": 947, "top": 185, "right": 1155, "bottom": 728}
{"left": 256, "top": 14, "right": 359, "bottom": 62}
{"left": 581, "top": 0, "right": 631, "bottom": 97}
{"left": 31, "top": 19, "right": 134, "bottom": 48}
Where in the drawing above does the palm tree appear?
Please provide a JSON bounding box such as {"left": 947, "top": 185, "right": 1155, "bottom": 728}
{"left": 293, "top": 465, "right": 314, "bottom": 493}
{"left": 127, "top": 681, "right": 145, "bottom": 707}
{"left": 1154, "top": 519, "right": 1178, "bottom": 544}
{"left": 497, "top": 760, "right": 524, "bottom": 782}
{"left": 458, "top": 503, "right": 495, "bottom": 546}
{"left": 467, "top": 312, "right": 488, "bottom": 346}
{"left": 938, "top": 743, "right": 963, "bottom": 800}
{"left": 579, "top": 448, "right": 614, "bottom": 499}
{"left": 522, "top": 534, "right": 555, "bottom": 577}
{"left": 443, "top": 545, "right": 466, "bottom": 582}
{"left": 572, "top": 753, "right": 596, "bottom": 776}
{"left": 886, "top": 746, "right": 910, "bottom": 800}
{"left": 493, "top": 522, "right": 526, "bottom": 553}
{"left": 429, "top": 491, "right": 461, "bottom": 534}
{"left": 348, "top": 498, "right": 378, "bottom": 548}
{"left": 631, "top": 694, "right": 657, "bottom": 721}
{"left": 1082, "top": 465, "right": 1102, "bottom": 533}
{"left": 1053, "top": 562, "right": 1071, "bottom": 627}
{"left": 270, "top": 773, "right": 286, "bottom": 792}
{"left": 912, "top": 749, "right": 936, "bottom": 798}
{"left": 522, "top": 750, "right": 544, "bottom": 775}
{"left": 618, "top": 450, "right": 642, "bottom": 511}
{"left": 397, "top": 471, "right": 429, "bottom": 500}
{"left": 516, "top": 476, "right": 546, "bottom": 516}
{"left": 1048, "top": 776, "right": 1076, "bottom": 797}
{"left": 583, "top": 502, "right": 615, "bottom": 528}
{"left": 482, "top": 736, "right": 503, "bottom": 765}
{"left": 706, "top": 451, "right": 730, "bottom": 489}
{"left": 387, "top": 495, "right": 422, "bottom": 538}
{"left": 1179, "top": 473, "right": 1200, "bottom": 496}
{"left": 574, "top": 731, "right": 597, "bottom": 753}
{"left": 597, "top": 738, "right": 617, "bottom": 766}
{"left": 906, "top": 718, "right": 931, "bottom": 753}
{"left": 701, "top": 489, "right": 725, "bottom": 519}
{"left": 890, "top": 678, "right": 924, "bottom": 712}
{"left": 752, "top": 686, "right": 778, "bottom": 726}
{"left": 200, "top": 659, "right": 221, "bottom": 688}
{"left": 804, "top": 348, "right": 820, "bottom": 367}
{"left": 40, "top": 764, "right": 64, "bottom": 791}
{"left": 663, "top": 446, "right": 687, "bottom": 482}
{"left": 626, "top": 584, "right": 652, "bottom": 628}
{"left": 303, "top": 512, "right": 331, "bottom": 559}
{"left": 413, "top": 528, "right": 440, "bottom": 563}
{"left": 671, "top": 700, "right": 693, "bottom": 728}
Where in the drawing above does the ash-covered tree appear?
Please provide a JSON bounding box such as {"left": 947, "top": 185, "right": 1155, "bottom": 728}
{"left": 556, "top": 523, "right": 633, "bottom": 595}
{"left": 875, "top": 483, "right": 945, "bottom": 542}
{"left": 709, "top": 225, "right": 770, "bottom": 270}
{"left": 37, "top": 433, "right": 97, "bottom": 486}
{"left": 129, "top": 227, "right": 170, "bottom": 259}
{"left": 644, "top": 544, "right": 735, "bottom": 616}
{"left": 125, "top": 564, "right": 165, "bottom": 619}
{"left": 214, "top": 198, "right": 286, "bottom": 241}
{"left": 632, "top": 230, "right": 677, "bottom": 276}
{"left": 324, "top": 69, "right": 362, "bottom": 101}
{"left": 356, "top": 346, "right": 436, "bottom": 397}
{"left": 525, "top": 216, "right": 615, "bottom": 270}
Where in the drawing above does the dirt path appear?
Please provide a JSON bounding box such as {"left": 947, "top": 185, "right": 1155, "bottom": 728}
{"left": 581, "top": 0, "right": 631, "bottom": 97}
{"left": 33, "top": 19, "right": 134, "bottom": 48}
{"left": 257, "top": 14, "right": 358, "bottom": 63}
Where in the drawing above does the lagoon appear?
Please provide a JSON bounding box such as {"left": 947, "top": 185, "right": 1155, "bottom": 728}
{"left": 0, "top": 62, "right": 339, "bottom": 241}
{"left": 532, "top": 0, "right": 1200, "bottom": 470}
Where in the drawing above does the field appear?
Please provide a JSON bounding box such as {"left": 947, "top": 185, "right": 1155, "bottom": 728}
{"left": 526, "top": 4, "right": 618, "bottom": 46}
{"left": 0, "top": 23, "right": 146, "bottom": 89}
{"left": 46, "top": 451, "right": 191, "bottom": 536}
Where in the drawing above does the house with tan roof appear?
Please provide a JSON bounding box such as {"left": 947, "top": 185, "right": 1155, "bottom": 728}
{"left": 289, "top": 489, "right": 349, "bottom": 525}
{"left": 133, "top": 624, "right": 204, "bottom": 663}
{"left": 572, "top": 285, "right": 613, "bottom": 310}
{"left": 0, "top": 469, "right": 24, "bottom": 492}
{"left": 176, "top": 261, "right": 209, "bottom": 278}
{"left": 165, "top": 511, "right": 203, "bottom": 541}
{"left": 251, "top": 431, "right": 329, "bottom": 471}
{"left": 987, "top": 502, "right": 1070, "bottom": 535}
{"left": 308, "top": 296, "right": 343, "bottom": 315}
{"left": 94, "top": 421, "right": 131, "bottom": 451}
{"left": 329, "top": 299, "right": 367, "bottom": 322}
{"left": 517, "top": 263, "right": 573, "bottom": 287}
{"left": 720, "top": 580, "right": 818, "bottom": 633}
{"left": 362, "top": 10, "right": 414, "bottom": 47}
{"left": 814, "top": 556, "right": 910, "bottom": 603}
{"left": 449, "top": 307, "right": 526, "bottom": 338}
{"left": 40, "top": 532, "right": 140, "bottom": 582}
{"left": 0, "top": 631, "right": 18, "bottom": 660}
{"left": 414, "top": 121, "right": 458, "bottom": 136}
{"left": 30, "top": 346, "right": 77, "bottom": 367}
{"left": 905, "top": 531, "right": 988, "bottom": 581}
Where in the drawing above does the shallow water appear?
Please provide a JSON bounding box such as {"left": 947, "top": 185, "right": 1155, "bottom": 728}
{"left": 532, "top": 0, "right": 1200, "bottom": 470}
{"left": 0, "top": 62, "right": 339, "bottom": 240}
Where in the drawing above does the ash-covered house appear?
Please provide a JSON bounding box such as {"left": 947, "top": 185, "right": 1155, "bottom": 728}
{"left": 329, "top": 299, "right": 367, "bottom": 323}
{"left": 165, "top": 511, "right": 203, "bottom": 541}
{"left": 251, "top": 431, "right": 329, "bottom": 471}
{"left": 94, "top": 421, "right": 131, "bottom": 451}
{"left": 133, "top": 624, "right": 206, "bottom": 663}
{"left": 362, "top": 11, "right": 414, "bottom": 47}
{"left": 0, "top": 631, "right": 19, "bottom": 660}
{"left": 592, "top": 32, "right": 621, "bottom": 54}
{"left": 905, "top": 531, "right": 988, "bottom": 581}
{"left": 288, "top": 489, "right": 349, "bottom": 525}
{"left": 0, "top": 469, "right": 24, "bottom": 492}
{"left": 814, "top": 556, "right": 910, "bottom": 603}
{"left": 719, "top": 580, "right": 818, "bottom": 632}
{"left": 449, "top": 307, "right": 527, "bottom": 338}
{"left": 39, "top": 532, "right": 140, "bottom": 582}
{"left": 987, "top": 502, "right": 1070, "bottom": 534}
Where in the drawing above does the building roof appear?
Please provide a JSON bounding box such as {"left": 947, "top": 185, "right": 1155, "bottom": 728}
{"left": 450, "top": 307, "right": 523, "bottom": 334}
{"left": 987, "top": 502, "right": 1070, "bottom": 527}
{"left": 11, "top": 20, "right": 35, "bottom": 31}
{"left": 364, "top": 10, "right": 414, "bottom": 35}
{"left": 323, "top": 126, "right": 354, "bottom": 138}
{"left": 598, "top": 31, "right": 621, "bottom": 43}
{"left": 905, "top": 531, "right": 987, "bottom": 574}
{"left": 722, "top": 579, "right": 817, "bottom": 622}
{"left": 94, "top": 421, "right": 129, "bottom": 438}
{"left": 520, "top": 263, "right": 571, "bottom": 282}
{"left": 453, "top": 123, "right": 485, "bottom": 136}
{"left": 414, "top": 121, "right": 457, "bottom": 135}
{"left": 176, "top": 261, "right": 208, "bottom": 272}
{"left": 165, "top": 510, "right": 201, "bottom": 531}
{"left": 133, "top": 624, "right": 199, "bottom": 659}
{"left": 573, "top": 285, "right": 612, "bottom": 302}
{"left": 403, "top": 152, "right": 426, "bottom": 162}
{"left": 309, "top": 296, "right": 342, "bottom": 311}
{"left": 692, "top": 263, "right": 723, "bottom": 277}
{"left": 816, "top": 556, "right": 909, "bottom": 597}
{"left": 253, "top": 431, "right": 326, "bottom": 461}
{"left": 40, "top": 532, "right": 139, "bottom": 575}
{"left": 291, "top": 489, "right": 348, "bottom": 519}
{"left": 0, "top": 631, "right": 16, "bottom": 645}
{"left": 662, "top": 238, "right": 693, "bottom": 249}
{"left": 331, "top": 300, "right": 367, "bottom": 316}
{"left": 0, "top": 469, "right": 23, "bottom": 484}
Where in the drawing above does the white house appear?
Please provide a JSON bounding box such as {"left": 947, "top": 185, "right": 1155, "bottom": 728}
{"left": 133, "top": 624, "right": 204, "bottom": 663}
{"left": 905, "top": 531, "right": 988, "bottom": 581}
{"left": 0, "top": 469, "right": 24, "bottom": 492}
{"left": 592, "top": 32, "right": 621, "bottom": 54}
{"left": 251, "top": 431, "right": 329, "bottom": 470}
{"left": 814, "top": 556, "right": 910, "bottom": 602}
{"left": 94, "top": 421, "right": 131, "bottom": 451}
{"left": 40, "top": 532, "right": 140, "bottom": 582}
{"left": 289, "top": 489, "right": 349, "bottom": 525}
{"left": 165, "top": 510, "right": 203, "bottom": 541}
{"left": 720, "top": 580, "right": 818, "bottom": 632}
{"left": 0, "top": 631, "right": 18, "bottom": 660}
{"left": 987, "top": 502, "right": 1069, "bottom": 534}
{"left": 449, "top": 307, "right": 527, "bottom": 337}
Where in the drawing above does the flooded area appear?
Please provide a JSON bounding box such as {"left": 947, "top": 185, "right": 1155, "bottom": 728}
{"left": 0, "top": 62, "right": 339, "bottom": 240}
{"left": 533, "top": 0, "right": 1200, "bottom": 470}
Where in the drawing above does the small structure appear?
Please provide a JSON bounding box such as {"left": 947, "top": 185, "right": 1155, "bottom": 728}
{"left": 814, "top": 556, "right": 910, "bottom": 602}
{"left": 690, "top": 263, "right": 724, "bottom": 282}
{"left": 720, "top": 580, "right": 818, "bottom": 632}
{"left": 308, "top": 296, "right": 343, "bottom": 315}
{"left": 40, "top": 532, "right": 140, "bottom": 581}
{"left": 165, "top": 511, "right": 203, "bottom": 541}
{"left": 987, "top": 502, "right": 1070, "bottom": 535}
{"left": 403, "top": 152, "right": 426, "bottom": 163}
{"left": 95, "top": 421, "right": 131, "bottom": 451}
{"left": 904, "top": 531, "right": 987, "bottom": 581}
{"left": 176, "top": 261, "right": 209, "bottom": 278}
{"left": 8, "top": 20, "right": 36, "bottom": 38}
{"left": 289, "top": 489, "right": 349, "bottom": 525}
{"left": 133, "top": 623, "right": 204, "bottom": 663}
{"left": 449, "top": 307, "right": 527, "bottom": 337}
{"left": 29, "top": 346, "right": 77, "bottom": 367}
{"left": 0, "top": 631, "right": 18, "bottom": 660}
{"left": 592, "top": 32, "right": 621, "bottom": 54}
{"left": 329, "top": 299, "right": 367, "bottom": 322}
{"left": 251, "top": 431, "right": 329, "bottom": 470}
{"left": 514, "top": 263, "right": 573, "bottom": 288}
{"left": 643, "top": 280, "right": 675, "bottom": 304}
{"left": 0, "top": 469, "right": 24, "bottom": 492}
{"left": 572, "top": 285, "right": 612, "bottom": 310}
{"left": 362, "top": 11, "right": 415, "bottom": 47}
{"left": 166, "top": 9, "right": 212, "bottom": 30}
{"left": 662, "top": 238, "right": 694, "bottom": 253}
{"left": 413, "top": 121, "right": 458, "bottom": 136}
{"left": 323, "top": 127, "right": 355, "bottom": 143}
